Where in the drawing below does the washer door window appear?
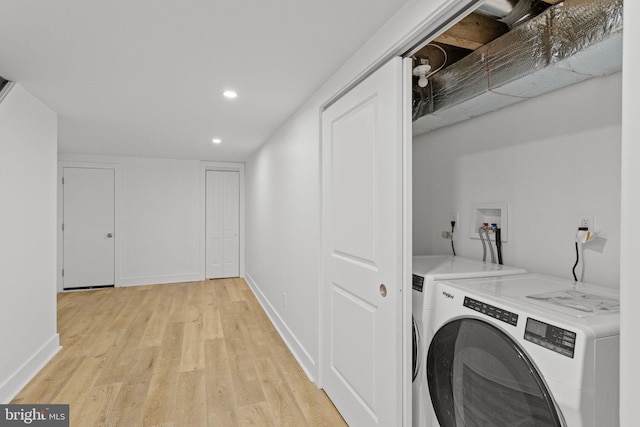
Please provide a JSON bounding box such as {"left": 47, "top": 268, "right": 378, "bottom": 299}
{"left": 427, "top": 319, "right": 562, "bottom": 427}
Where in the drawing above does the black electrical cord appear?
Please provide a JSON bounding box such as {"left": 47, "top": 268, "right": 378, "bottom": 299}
{"left": 572, "top": 242, "right": 579, "bottom": 281}
{"left": 451, "top": 221, "right": 456, "bottom": 256}
{"left": 495, "top": 228, "right": 503, "bottom": 265}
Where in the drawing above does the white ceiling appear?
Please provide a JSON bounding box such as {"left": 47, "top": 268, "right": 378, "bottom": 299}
{"left": 0, "top": 0, "right": 408, "bottom": 162}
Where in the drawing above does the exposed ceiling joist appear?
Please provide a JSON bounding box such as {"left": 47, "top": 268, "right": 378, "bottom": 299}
{"left": 434, "top": 12, "right": 508, "bottom": 50}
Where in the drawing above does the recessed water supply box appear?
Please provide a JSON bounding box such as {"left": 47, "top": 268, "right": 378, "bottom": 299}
{"left": 470, "top": 202, "right": 508, "bottom": 242}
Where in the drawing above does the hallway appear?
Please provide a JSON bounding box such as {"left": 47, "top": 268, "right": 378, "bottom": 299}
{"left": 12, "top": 279, "right": 345, "bottom": 426}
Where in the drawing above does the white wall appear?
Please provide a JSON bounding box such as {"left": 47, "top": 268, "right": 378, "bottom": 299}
{"left": 119, "top": 157, "right": 201, "bottom": 285}
{"left": 245, "top": 105, "right": 321, "bottom": 376}
{"left": 413, "top": 72, "right": 622, "bottom": 288}
{"left": 58, "top": 154, "right": 244, "bottom": 288}
{"left": 244, "top": 0, "right": 481, "bottom": 381}
{"left": 0, "top": 84, "right": 60, "bottom": 403}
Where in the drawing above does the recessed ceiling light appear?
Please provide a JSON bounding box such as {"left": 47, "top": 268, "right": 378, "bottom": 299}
{"left": 222, "top": 90, "right": 237, "bottom": 99}
{"left": 212, "top": 138, "right": 222, "bottom": 144}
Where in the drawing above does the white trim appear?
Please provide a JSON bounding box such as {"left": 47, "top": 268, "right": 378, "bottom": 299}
{"left": 401, "top": 56, "right": 414, "bottom": 427}
{"left": 118, "top": 272, "right": 202, "bottom": 287}
{"left": 620, "top": 2, "right": 640, "bottom": 424}
{"left": 57, "top": 161, "right": 122, "bottom": 292}
{"left": 318, "top": 89, "right": 330, "bottom": 390}
{"left": 317, "top": 103, "right": 326, "bottom": 389}
{"left": 200, "top": 161, "right": 246, "bottom": 280}
{"left": 244, "top": 271, "right": 316, "bottom": 381}
{"left": 0, "top": 334, "right": 60, "bottom": 404}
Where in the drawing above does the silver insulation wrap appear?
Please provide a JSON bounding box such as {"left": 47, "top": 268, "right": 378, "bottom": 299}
{"left": 413, "top": 0, "right": 623, "bottom": 134}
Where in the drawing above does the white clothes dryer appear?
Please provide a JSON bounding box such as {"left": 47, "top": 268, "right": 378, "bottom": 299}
{"left": 426, "top": 274, "right": 620, "bottom": 427}
{"left": 412, "top": 255, "right": 527, "bottom": 427}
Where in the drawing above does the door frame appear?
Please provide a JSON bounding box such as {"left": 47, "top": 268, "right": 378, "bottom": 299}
{"left": 57, "top": 161, "right": 122, "bottom": 292}
{"left": 317, "top": 1, "right": 484, "bottom": 425}
{"left": 200, "top": 161, "right": 245, "bottom": 280}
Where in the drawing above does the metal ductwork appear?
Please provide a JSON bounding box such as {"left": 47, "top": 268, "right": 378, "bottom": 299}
{"left": 413, "top": 0, "right": 623, "bottom": 136}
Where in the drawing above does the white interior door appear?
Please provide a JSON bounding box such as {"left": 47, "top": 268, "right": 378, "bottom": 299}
{"left": 321, "top": 57, "right": 404, "bottom": 426}
{"left": 206, "top": 171, "right": 223, "bottom": 278}
{"left": 206, "top": 170, "right": 240, "bottom": 279}
{"left": 63, "top": 167, "right": 115, "bottom": 289}
{"left": 222, "top": 171, "right": 240, "bottom": 277}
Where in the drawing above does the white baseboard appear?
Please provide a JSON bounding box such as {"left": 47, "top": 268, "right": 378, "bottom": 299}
{"left": 118, "top": 272, "right": 202, "bottom": 287}
{"left": 0, "top": 334, "right": 61, "bottom": 404}
{"left": 244, "top": 272, "right": 317, "bottom": 382}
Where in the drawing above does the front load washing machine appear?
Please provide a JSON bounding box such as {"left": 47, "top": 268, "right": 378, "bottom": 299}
{"left": 412, "top": 255, "right": 526, "bottom": 427}
{"left": 426, "top": 274, "right": 620, "bottom": 427}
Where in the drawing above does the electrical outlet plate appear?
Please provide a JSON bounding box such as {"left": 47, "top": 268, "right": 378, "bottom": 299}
{"left": 450, "top": 212, "right": 459, "bottom": 228}
{"left": 579, "top": 215, "right": 594, "bottom": 230}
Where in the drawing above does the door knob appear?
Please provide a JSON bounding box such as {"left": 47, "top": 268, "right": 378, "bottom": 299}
{"left": 107, "top": 233, "right": 113, "bottom": 238}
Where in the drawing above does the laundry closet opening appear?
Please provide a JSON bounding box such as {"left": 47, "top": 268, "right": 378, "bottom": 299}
{"left": 408, "top": 0, "right": 622, "bottom": 426}
{"left": 409, "top": 0, "right": 622, "bottom": 283}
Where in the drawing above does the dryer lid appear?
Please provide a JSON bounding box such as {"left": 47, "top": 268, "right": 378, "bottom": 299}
{"left": 443, "top": 274, "right": 621, "bottom": 321}
{"left": 412, "top": 255, "right": 526, "bottom": 278}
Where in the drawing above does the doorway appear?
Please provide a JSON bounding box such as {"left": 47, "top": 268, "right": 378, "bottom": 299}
{"left": 205, "top": 170, "right": 240, "bottom": 279}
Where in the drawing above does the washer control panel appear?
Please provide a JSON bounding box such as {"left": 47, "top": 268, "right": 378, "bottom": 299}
{"left": 463, "top": 296, "right": 519, "bottom": 326}
{"left": 524, "top": 317, "right": 576, "bottom": 358}
{"left": 413, "top": 275, "right": 424, "bottom": 292}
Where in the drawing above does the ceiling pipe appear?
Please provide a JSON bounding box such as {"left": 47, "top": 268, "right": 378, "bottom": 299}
{"left": 476, "top": 0, "right": 520, "bottom": 19}
{"left": 476, "top": 0, "right": 549, "bottom": 28}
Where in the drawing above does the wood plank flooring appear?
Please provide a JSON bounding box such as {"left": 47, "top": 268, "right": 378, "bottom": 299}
{"left": 12, "top": 278, "right": 347, "bottom": 427}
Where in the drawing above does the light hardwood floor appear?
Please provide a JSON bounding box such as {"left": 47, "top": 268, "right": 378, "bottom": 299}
{"left": 12, "top": 278, "right": 347, "bottom": 427}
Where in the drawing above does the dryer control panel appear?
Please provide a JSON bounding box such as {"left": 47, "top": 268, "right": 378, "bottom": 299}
{"left": 524, "top": 317, "right": 576, "bottom": 358}
{"left": 463, "top": 296, "right": 519, "bottom": 326}
{"left": 413, "top": 275, "right": 424, "bottom": 292}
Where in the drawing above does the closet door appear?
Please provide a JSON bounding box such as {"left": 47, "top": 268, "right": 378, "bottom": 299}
{"left": 321, "top": 57, "right": 405, "bottom": 426}
{"left": 221, "top": 171, "right": 240, "bottom": 277}
{"left": 206, "top": 170, "right": 240, "bottom": 279}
